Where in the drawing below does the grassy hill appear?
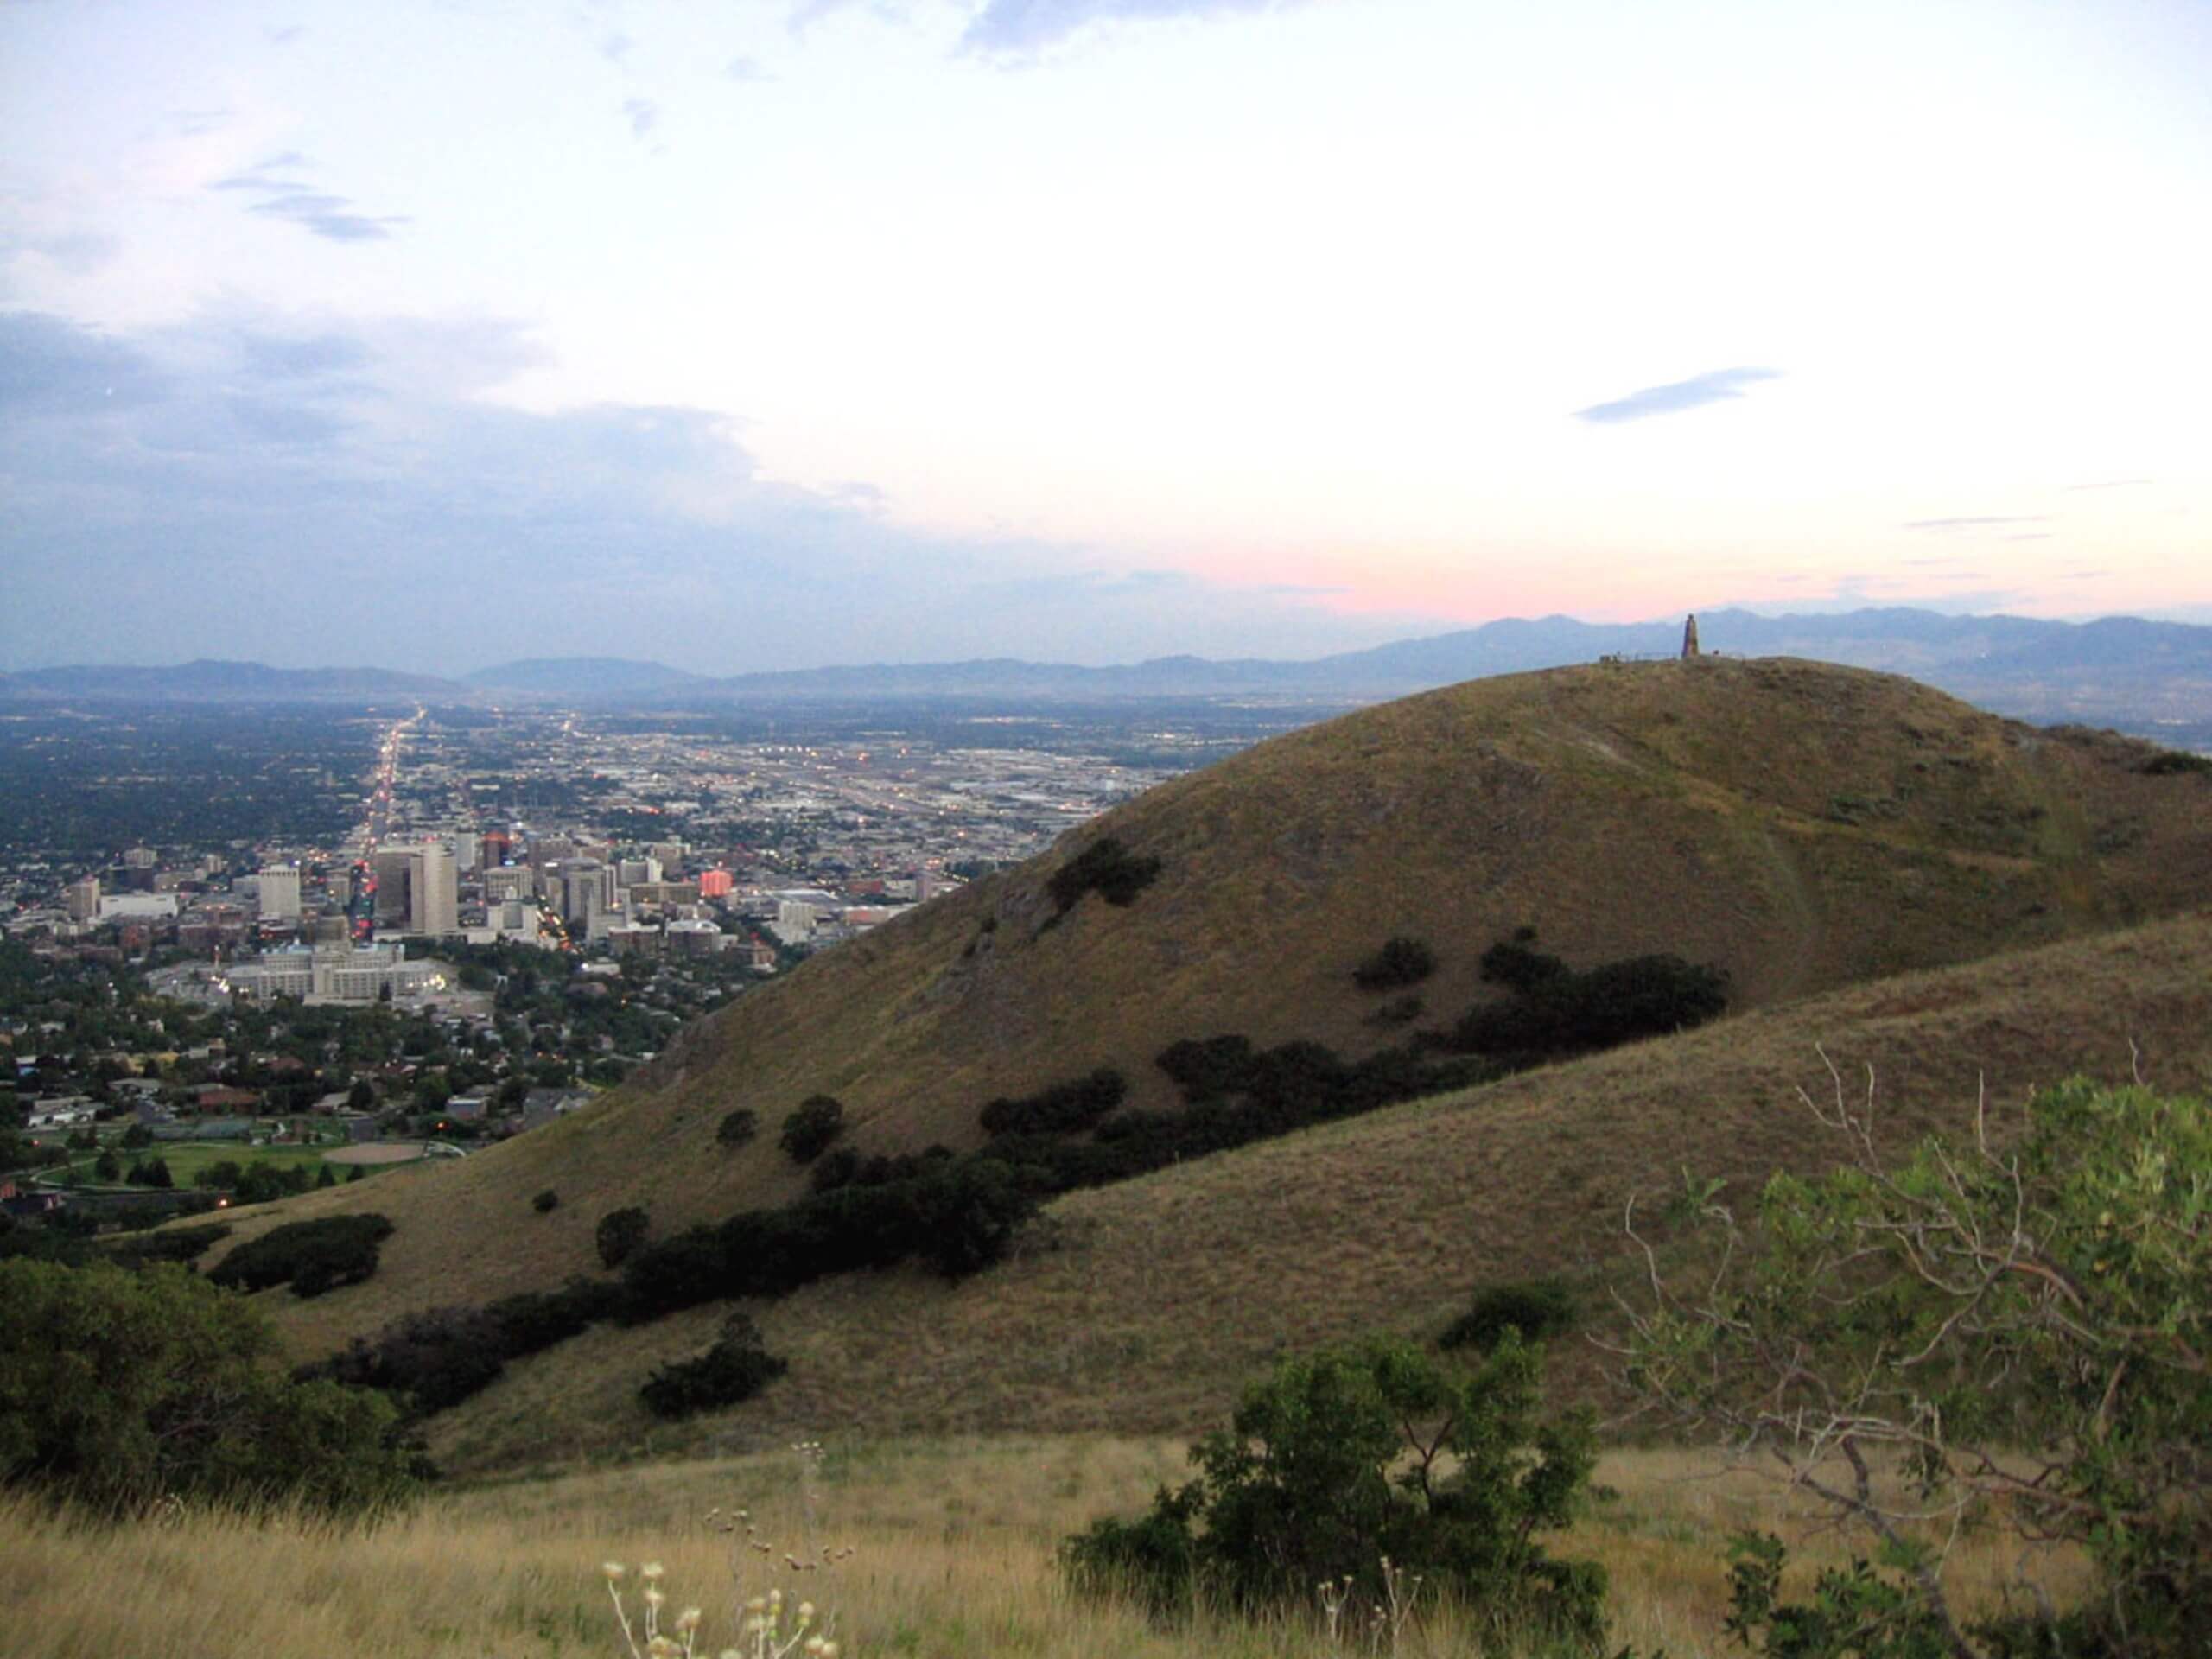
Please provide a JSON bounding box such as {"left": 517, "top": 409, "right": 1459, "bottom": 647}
{"left": 419, "top": 906, "right": 2212, "bottom": 1473}
{"left": 194, "top": 658, "right": 2212, "bottom": 1456}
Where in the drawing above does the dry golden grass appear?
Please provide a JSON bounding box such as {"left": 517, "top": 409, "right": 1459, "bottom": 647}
{"left": 196, "top": 660, "right": 2212, "bottom": 1378}
{"left": 420, "top": 906, "right": 2212, "bottom": 1475}
{"left": 0, "top": 1438, "right": 2088, "bottom": 1659}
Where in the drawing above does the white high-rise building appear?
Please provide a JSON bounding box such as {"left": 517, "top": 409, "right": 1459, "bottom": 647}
{"left": 412, "top": 842, "right": 458, "bottom": 938}
{"left": 257, "top": 864, "right": 302, "bottom": 920}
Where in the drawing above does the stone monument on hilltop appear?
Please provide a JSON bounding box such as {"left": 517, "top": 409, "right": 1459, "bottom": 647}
{"left": 1681, "top": 613, "right": 1700, "bottom": 658}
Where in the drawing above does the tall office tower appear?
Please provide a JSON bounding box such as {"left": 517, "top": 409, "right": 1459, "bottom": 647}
{"left": 412, "top": 842, "right": 458, "bottom": 938}
{"left": 697, "top": 868, "right": 734, "bottom": 899}
{"left": 647, "top": 841, "right": 687, "bottom": 871}
{"left": 479, "top": 831, "right": 512, "bottom": 871}
{"left": 257, "top": 864, "right": 302, "bottom": 920}
{"left": 559, "top": 860, "right": 606, "bottom": 925}
{"left": 617, "top": 855, "right": 662, "bottom": 887}
{"left": 372, "top": 850, "right": 414, "bottom": 927}
{"left": 65, "top": 878, "right": 102, "bottom": 922}
{"left": 309, "top": 913, "right": 350, "bottom": 944}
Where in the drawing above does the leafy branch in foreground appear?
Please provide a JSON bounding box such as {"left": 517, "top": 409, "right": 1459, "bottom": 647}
{"left": 1611, "top": 1064, "right": 2209, "bottom": 1659}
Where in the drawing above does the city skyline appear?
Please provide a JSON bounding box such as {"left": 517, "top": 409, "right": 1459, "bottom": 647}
{"left": 5, "top": 0, "right": 2209, "bottom": 674}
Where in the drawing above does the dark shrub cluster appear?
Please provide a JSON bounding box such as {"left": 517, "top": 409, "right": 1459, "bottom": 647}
{"left": 1154, "top": 1035, "right": 1258, "bottom": 1102}
{"left": 1046, "top": 836, "right": 1162, "bottom": 917}
{"left": 207, "top": 1215, "right": 394, "bottom": 1298}
{"left": 304, "top": 1276, "right": 623, "bottom": 1417}
{"left": 779, "top": 1095, "right": 846, "bottom": 1164}
{"left": 639, "top": 1313, "right": 788, "bottom": 1420}
{"left": 715, "top": 1108, "right": 760, "bottom": 1148}
{"left": 1446, "top": 933, "right": 1728, "bottom": 1065}
{"left": 807, "top": 1143, "right": 956, "bottom": 1194}
{"left": 1352, "top": 936, "right": 1438, "bottom": 991}
{"left": 531, "top": 1189, "right": 559, "bottom": 1213}
{"left": 619, "top": 1158, "right": 1039, "bottom": 1322}
{"left": 978, "top": 1044, "right": 1496, "bottom": 1198}
{"left": 2139, "top": 750, "right": 2212, "bottom": 777}
{"left": 1440, "top": 1277, "right": 1578, "bottom": 1351}
{"left": 595, "top": 1205, "right": 651, "bottom": 1269}
{"left": 979, "top": 1067, "right": 1128, "bottom": 1136}
{"left": 105, "top": 1222, "right": 231, "bottom": 1269}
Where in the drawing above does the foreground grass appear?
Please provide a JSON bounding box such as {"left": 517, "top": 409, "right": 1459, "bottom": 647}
{"left": 0, "top": 1440, "right": 2084, "bottom": 1658}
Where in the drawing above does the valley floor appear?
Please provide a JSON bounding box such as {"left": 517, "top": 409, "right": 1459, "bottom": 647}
{"left": 0, "top": 1436, "right": 2084, "bottom": 1658}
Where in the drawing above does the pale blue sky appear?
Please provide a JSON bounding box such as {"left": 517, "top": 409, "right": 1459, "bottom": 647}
{"left": 3, "top": 0, "right": 2208, "bottom": 671}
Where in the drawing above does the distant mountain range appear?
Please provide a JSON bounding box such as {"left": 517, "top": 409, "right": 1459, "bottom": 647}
{"left": 3, "top": 609, "right": 2209, "bottom": 739}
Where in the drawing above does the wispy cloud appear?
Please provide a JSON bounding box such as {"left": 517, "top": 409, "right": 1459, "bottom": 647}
{"left": 726, "top": 55, "right": 773, "bottom": 82}
{"left": 1902, "top": 515, "right": 2052, "bottom": 532}
{"left": 960, "top": 0, "right": 1300, "bottom": 54}
{"left": 210, "top": 155, "right": 405, "bottom": 242}
{"left": 601, "top": 31, "right": 637, "bottom": 62}
{"left": 1572, "top": 366, "right": 1781, "bottom": 424}
{"left": 2062, "top": 477, "right": 2151, "bottom": 492}
{"left": 622, "top": 98, "right": 660, "bottom": 140}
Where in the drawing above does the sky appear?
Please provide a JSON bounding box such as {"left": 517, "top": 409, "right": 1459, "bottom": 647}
{"left": 3, "top": 0, "right": 2209, "bottom": 675}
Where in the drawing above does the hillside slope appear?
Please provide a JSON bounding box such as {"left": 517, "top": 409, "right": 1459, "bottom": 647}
{"left": 433, "top": 906, "right": 2212, "bottom": 1471}
{"left": 219, "top": 657, "right": 2212, "bottom": 1364}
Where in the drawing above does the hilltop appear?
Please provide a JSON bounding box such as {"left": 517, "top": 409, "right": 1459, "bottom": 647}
{"left": 198, "top": 657, "right": 2212, "bottom": 1454}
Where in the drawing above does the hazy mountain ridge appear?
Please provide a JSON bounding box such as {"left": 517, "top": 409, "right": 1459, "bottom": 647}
{"left": 5, "top": 612, "right": 2209, "bottom": 740}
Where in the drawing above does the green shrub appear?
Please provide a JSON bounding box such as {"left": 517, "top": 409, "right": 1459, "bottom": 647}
{"left": 594, "top": 1205, "right": 650, "bottom": 1269}
{"left": 0, "top": 1259, "right": 417, "bottom": 1516}
{"left": 1063, "top": 1333, "right": 1603, "bottom": 1637}
{"left": 531, "top": 1188, "right": 559, "bottom": 1213}
{"left": 1440, "top": 1277, "right": 1578, "bottom": 1351}
{"left": 206, "top": 1215, "right": 394, "bottom": 1298}
{"left": 779, "top": 1096, "right": 845, "bottom": 1164}
{"left": 1722, "top": 1533, "right": 1957, "bottom": 1659}
{"left": 1046, "top": 837, "right": 1162, "bottom": 917}
{"left": 638, "top": 1313, "right": 787, "bottom": 1420}
{"left": 1353, "top": 936, "right": 1437, "bottom": 991}
{"left": 715, "top": 1108, "right": 759, "bottom": 1148}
